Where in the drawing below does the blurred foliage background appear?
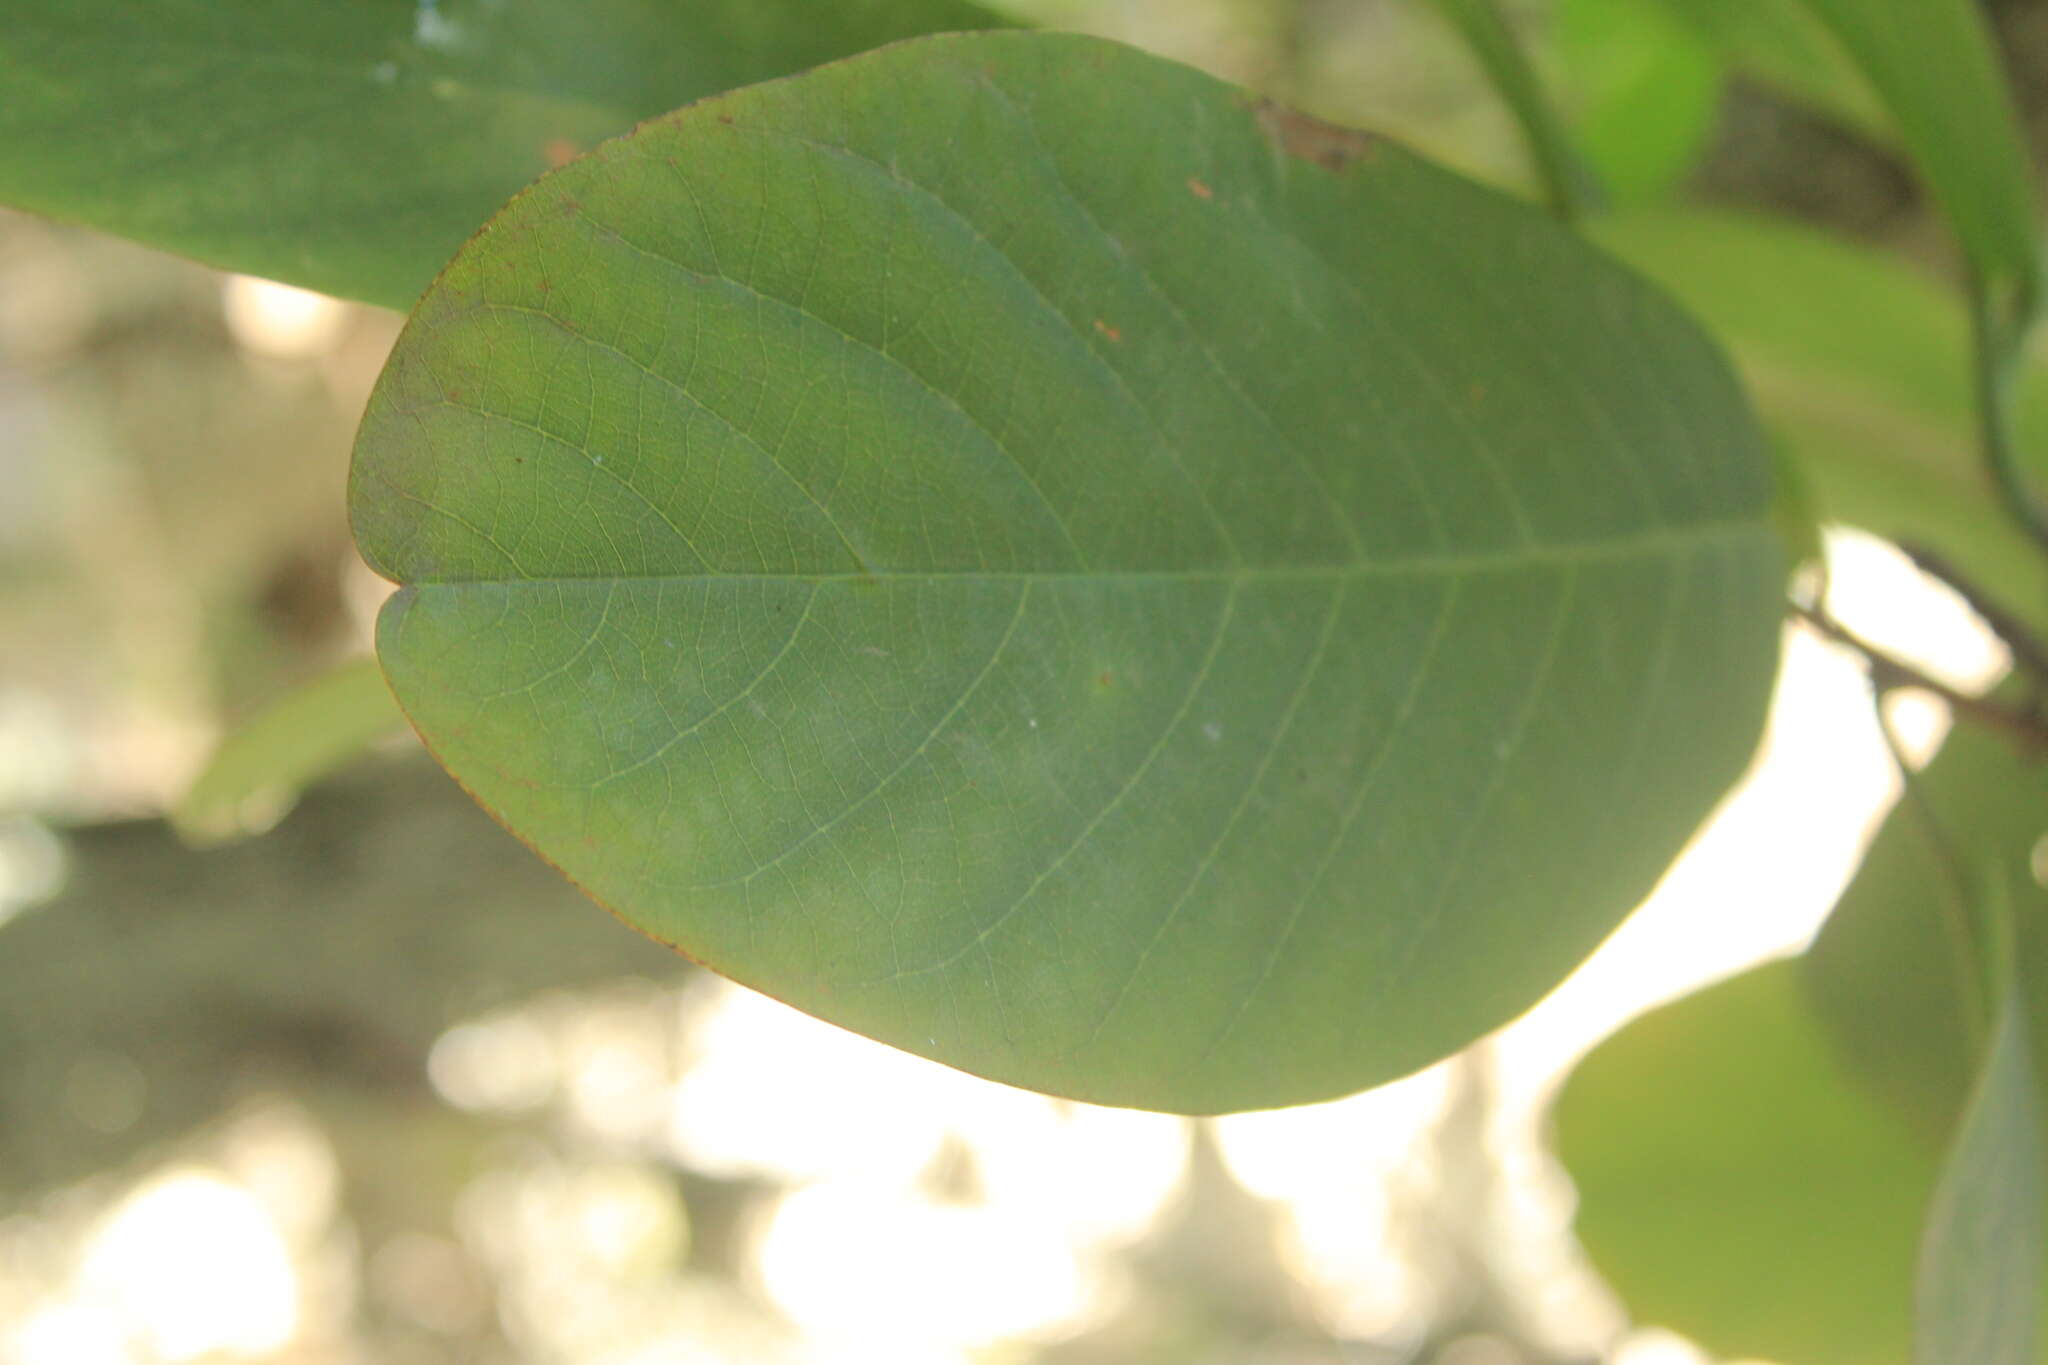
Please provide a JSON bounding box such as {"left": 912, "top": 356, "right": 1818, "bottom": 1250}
{"left": 3, "top": 0, "right": 2046, "bottom": 1361}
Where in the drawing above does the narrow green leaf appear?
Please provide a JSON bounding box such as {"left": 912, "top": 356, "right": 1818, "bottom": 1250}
{"left": 0, "top": 0, "right": 1010, "bottom": 310}
{"left": 1557, "top": 962, "right": 1942, "bottom": 1365}
{"left": 1919, "top": 975, "right": 2044, "bottom": 1365}
{"left": 1790, "top": 0, "right": 2042, "bottom": 301}
{"left": 1649, "top": 0, "right": 1887, "bottom": 135}
{"left": 1552, "top": 0, "right": 1723, "bottom": 205}
{"left": 174, "top": 657, "right": 407, "bottom": 846}
{"left": 1424, "top": 0, "right": 1605, "bottom": 219}
{"left": 350, "top": 31, "right": 1782, "bottom": 1114}
{"left": 1595, "top": 209, "right": 2048, "bottom": 632}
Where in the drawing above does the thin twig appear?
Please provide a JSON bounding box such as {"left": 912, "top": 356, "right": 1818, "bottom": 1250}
{"left": 1792, "top": 604, "right": 2048, "bottom": 753}
{"left": 1897, "top": 541, "right": 2048, "bottom": 686}
{"left": 1865, "top": 680, "right": 1989, "bottom": 1051}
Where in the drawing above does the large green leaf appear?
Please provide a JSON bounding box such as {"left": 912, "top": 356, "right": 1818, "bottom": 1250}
{"left": 1596, "top": 210, "right": 2048, "bottom": 631}
{"left": 348, "top": 31, "right": 1782, "bottom": 1114}
{"left": 1557, "top": 961, "right": 1941, "bottom": 1365}
{"left": 1790, "top": 0, "right": 2041, "bottom": 301}
{"left": 0, "top": 0, "right": 1009, "bottom": 310}
{"left": 1918, "top": 980, "right": 2043, "bottom": 1365}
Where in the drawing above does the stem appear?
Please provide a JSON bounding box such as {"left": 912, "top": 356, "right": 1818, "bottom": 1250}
{"left": 1426, "top": 0, "right": 1603, "bottom": 223}
{"left": 1968, "top": 274, "right": 2048, "bottom": 556}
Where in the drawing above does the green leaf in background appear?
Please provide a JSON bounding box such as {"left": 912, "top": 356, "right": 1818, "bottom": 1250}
{"left": 173, "top": 657, "right": 407, "bottom": 847}
{"left": 1552, "top": 0, "right": 1722, "bottom": 204}
{"left": 1556, "top": 961, "right": 1939, "bottom": 1365}
{"left": 1595, "top": 210, "right": 2048, "bottom": 632}
{"left": 0, "top": 0, "right": 1010, "bottom": 311}
{"left": 1804, "top": 722, "right": 2048, "bottom": 1147}
{"left": 349, "top": 31, "right": 1782, "bottom": 1114}
{"left": 1918, "top": 975, "right": 2043, "bottom": 1365}
{"left": 1568, "top": 727, "right": 2048, "bottom": 1363}
{"left": 1790, "top": 0, "right": 2042, "bottom": 302}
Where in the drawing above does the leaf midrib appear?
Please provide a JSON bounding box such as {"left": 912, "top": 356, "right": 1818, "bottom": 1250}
{"left": 10, "top": 20, "right": 635, "bottom": 118}
{"left": 384, "top": 515, "right": 1759, "bottom": 589}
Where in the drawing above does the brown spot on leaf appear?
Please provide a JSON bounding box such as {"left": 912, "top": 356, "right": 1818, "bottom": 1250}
{"left": 1096, "top": 669, "right": 1115, "bottom": 689}
{"left": 1248, "top": 99, "right": 1379, "bottom": 172}
{"left": 543, "top": 137, "right": 581, "bottom": 169}
{"left": 1093, "top": 319, "right": 1122, "bottom": 343}
{"left": 1187, "top": 177, "right": 1214, "bottom": 200}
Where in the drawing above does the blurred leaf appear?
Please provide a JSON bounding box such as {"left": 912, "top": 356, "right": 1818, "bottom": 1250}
{"left": 1422, "top": 0, "right": 1605, "bottom": 217}
{"left": 1791, "top": 0, "right": 2041, "bottom": 301}
{"left": 1766, "top": 437, "right": 1827, "bottom": 580}
{"left": 1650, "top": 0, "right": 1888, "bottom": 135}
{"left": 1596, "top": 209, "right": 2048, "bottom": 630}
{"left": 0, "top": 0, "right": 1011, "bottom": 310}
{"left": 174, "top": 656, "right": 407, "bottom": 846}
{"left": 1804, "top": 721, "right": 2048, "bottom": 1147}
{"left": 1552, "top": 0, "right": 1722, "bottom": 204}
{"left": 1918, "top": 976, "right": 2043, "bottom": 1365}
{"left": 1557, "top": 960, "right": 1938, "bottom": 1365}
{"left": 1572, "top": 726, "right": 2048, "bottom": 1363}
{"left": 349, "top": 32, "right": 1782, "bottom": 1113}
{"left": 2, "top": 761, "right": 679, "bottom": 1205}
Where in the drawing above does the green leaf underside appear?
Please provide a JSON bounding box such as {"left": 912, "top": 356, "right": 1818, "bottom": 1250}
{"left": 1919, "top": 984, "right": 2044, "bottom": 1365}
{"left": 351, "top": 32, "right": 1781, "bottom": 1113}
{"left": 0, "top": 0, "right": 1008, "bottom": 310}
{"left": 1558, "top": 962, "right": 1941, "bottom": 1365}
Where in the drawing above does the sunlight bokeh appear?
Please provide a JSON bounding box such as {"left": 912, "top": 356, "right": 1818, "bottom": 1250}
{"left": 73, "top": 1170, "right": 296, "bottom": 1361}
{"left": 220, "top": 276, "right": 348, "bottom": 361}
